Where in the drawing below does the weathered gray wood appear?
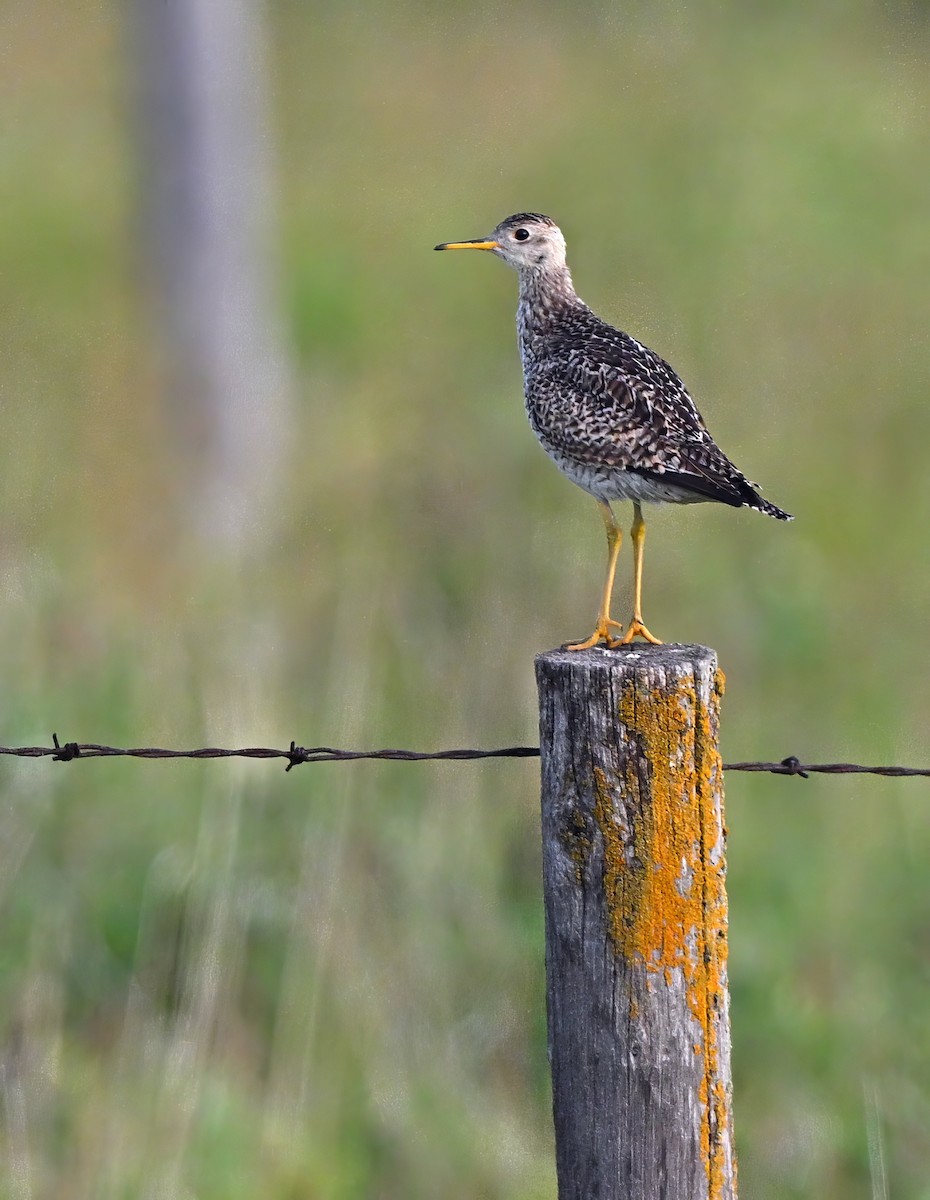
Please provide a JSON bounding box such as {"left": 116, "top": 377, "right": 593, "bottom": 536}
{"left": 536, "top": 645, "right": 736, "bottom": 1200}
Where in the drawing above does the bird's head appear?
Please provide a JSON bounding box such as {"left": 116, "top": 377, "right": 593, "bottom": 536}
{"left": 435, "top": 213, "right": 567, "bottom": 273}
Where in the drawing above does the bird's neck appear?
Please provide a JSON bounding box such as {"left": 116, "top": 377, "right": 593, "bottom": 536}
{"left": 517, "top": 265, "right": 580, "bottom": 352}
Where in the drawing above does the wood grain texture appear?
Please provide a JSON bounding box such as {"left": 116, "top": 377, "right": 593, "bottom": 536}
{"left": 536, "top": 644, "right": 735, "bottom": 1200}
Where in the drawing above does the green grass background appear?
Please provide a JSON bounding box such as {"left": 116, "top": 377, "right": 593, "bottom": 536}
{"left": 2, "top": 1, "right": 930, "bottom": 1195}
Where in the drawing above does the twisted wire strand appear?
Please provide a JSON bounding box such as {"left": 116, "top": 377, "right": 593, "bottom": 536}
{"left": 0, "top": 738, "right": 926, "bottom": 778}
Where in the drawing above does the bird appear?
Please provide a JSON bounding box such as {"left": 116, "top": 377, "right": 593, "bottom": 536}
{"left": 435, "top": 212, "right": 791, "bottom": 649}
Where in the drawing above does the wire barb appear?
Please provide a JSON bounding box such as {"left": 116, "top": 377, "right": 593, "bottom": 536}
{"left": 285, "top": 742, "right": 306, "bottom": 772}
{"left": 51, "top": 733, "right": 81, "bottom": 763}
{"left": 0, "top": 740, "right": 926, "bottom": 779}
{"left": 781, "top": 755, "right": 809, "bottom": 779}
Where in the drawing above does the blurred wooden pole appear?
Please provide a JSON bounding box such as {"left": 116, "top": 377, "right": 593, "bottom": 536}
{"left": 536, "top": 645, "right": 736, "bottom": 1200}
{"left": 130, "top": 0, "right": 294, "bottom": 556}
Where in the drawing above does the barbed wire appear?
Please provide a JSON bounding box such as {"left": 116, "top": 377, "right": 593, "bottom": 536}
{"left": 0, "top": 736, "right": 925, "bottom": 778}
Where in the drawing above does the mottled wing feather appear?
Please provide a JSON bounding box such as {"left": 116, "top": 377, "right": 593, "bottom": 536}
{"left": 536, "top": 307, "right": 755, "bottom": 505}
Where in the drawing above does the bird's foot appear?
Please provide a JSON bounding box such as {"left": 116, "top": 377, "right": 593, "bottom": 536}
{"left": 563, "top": 618, "right": 623, "bottom": 651}
{"left": 619, "top": 618, "right": 662, "bottom": 646}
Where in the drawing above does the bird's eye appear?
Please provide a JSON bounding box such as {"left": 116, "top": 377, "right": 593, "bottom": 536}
{"left": 514, "top": 228, "right": 530, "bottom": 241}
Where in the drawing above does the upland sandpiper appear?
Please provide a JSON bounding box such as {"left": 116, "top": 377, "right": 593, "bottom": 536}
{"left": 436, "top": 212, "right": 791, "bottom": 649}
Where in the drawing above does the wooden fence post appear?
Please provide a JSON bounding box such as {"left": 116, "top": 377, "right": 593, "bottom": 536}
{"left": 536, "top": 645, "right": 736, "bottom": 1200}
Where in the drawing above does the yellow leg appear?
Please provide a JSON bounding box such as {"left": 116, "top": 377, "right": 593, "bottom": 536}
{"left": 565, "top": 500, "right": 624, "bottom": 651}
{"left": 620, "top": 502, "right": 662, "bottom": 645}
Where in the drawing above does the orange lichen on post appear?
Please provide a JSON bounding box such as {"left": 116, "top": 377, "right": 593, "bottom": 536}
{"left": 592, "top": 668, "right": 732, "bottom": 1199}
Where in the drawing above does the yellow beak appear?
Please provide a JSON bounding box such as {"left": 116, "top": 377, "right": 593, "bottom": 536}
{"left": 434, "top": 239, "right": 499, "bottom": 251}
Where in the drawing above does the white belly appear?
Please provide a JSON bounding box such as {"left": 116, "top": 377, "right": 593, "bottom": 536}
{"left": 541, "top": 443, "right": 706, "bottom": 507}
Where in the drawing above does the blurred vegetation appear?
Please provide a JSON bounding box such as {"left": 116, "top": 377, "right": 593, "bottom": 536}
{"left": 1, "top": 0, "right": 930, "bottom": 1195}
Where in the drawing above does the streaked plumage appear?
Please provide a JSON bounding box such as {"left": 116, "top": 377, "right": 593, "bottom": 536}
{"left": 436, "top": 212, "right": 791, "bottom": 647}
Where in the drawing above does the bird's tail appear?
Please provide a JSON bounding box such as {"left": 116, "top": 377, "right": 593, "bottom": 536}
{"left": 747, "top": 492, "right": 793, "bottom": 521}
